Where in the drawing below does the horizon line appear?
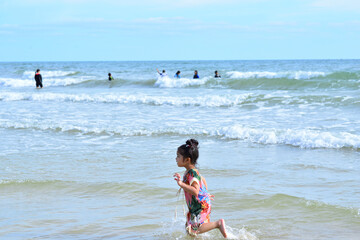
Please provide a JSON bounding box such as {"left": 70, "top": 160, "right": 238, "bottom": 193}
{"left": 1, "top": 58, "right": 360, "bottom": 63}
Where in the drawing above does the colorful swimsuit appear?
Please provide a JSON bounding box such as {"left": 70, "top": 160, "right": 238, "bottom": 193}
{"left": 182, "top": 169, "right": 211, "bottom": 235}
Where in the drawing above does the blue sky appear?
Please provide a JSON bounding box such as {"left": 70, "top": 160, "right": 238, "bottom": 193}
{"left": 0, "top": 0, "right": 359, "bottom": 61}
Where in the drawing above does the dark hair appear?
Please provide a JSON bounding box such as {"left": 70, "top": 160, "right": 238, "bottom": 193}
{"left": 194, "top": 70, "right": 198, "bottom": 72}
{"left": 177, "top": 139, "right": 199, "bottom": 165}
{"left": 36, "top": 69, "right": 40, "bottom": 73}
{"left": 215, "top": 70, "right": 218, "bottom": 73}
{"left": 108, "top": 73, "right": 111, "bottom": 76}
{"left": 176, "top": 71, "right": 180, "bottom": 74}
{"left": 162, "top": 70, "right": 166, "bottom": 73}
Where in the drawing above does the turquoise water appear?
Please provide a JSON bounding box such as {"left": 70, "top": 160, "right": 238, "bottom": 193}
{"left": 1, "top": 60, "right": 360, "bottom": 239}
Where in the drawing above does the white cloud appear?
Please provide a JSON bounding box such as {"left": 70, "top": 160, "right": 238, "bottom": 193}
{"left": 153, "top": 0, "right": 238, "bottom": 7}
{"left": 133, "top": 17, "right": 186, "bottom": 24}
{"left": 4, "top": 0, "right": 261, "bottom": 8}
{"left": 59, "top": 17, "right": 107, "bottom": 24}
{"left": 0, "top": 24, "right": 19, "bottom": 28}
{"left": 328, "top": 20, "right": 360, "bottom": 28}
{"left": 2, "top": 16, "right": 312, "bottom": 36}
{"left": 311, "top": 0, "right": 360, "bottom": 11}
{"left": 0, "top": 30, "right": 13, "bottom": 35}
{"left": 267, "top": 21, "right": 298, "bottom": 27}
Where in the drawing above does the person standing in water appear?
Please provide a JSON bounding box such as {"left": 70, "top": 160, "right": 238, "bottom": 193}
{"left": 157, "top": 69, "right": 167, "bottom": 77}
{"left": 34, "top": 69, "right": 43, "bottom": 88}
{"left": 214, "top": 70, "right": 221, "bottom": 78}
{"left": 108, "top": 73, "right": 114, "bottom": 81}
{"left": 193, "top": 70, "right": 199, "bottom": 79}
{"left": 173, "top": 139, "right": 227, "bottom": 238}
{"left": 174, "top": 71, "right": 181, "bottom": 79}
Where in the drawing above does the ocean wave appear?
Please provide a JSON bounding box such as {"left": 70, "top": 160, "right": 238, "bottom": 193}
{"left": 1, "top": 92, "right": 358, "bottom": 107}
{"left": 154, "top": 76, "right": 210, "bottom": 88}
{"left": 234, "top": 193, "right": 360, "bottom": 218}
{"left": 0, "top": 77, "right": 94, "bottom": 87}
{"left": 23, "top": 70, "right": 80, "bottom": 78}
{"left": 0, "top": 179, "right": 173, "bottom": 199}
{"left": 1, "top": 69, "right": 360, "bottom": 90}
{"left": 213, "top": 125, "right": 360, "bottom": 149}
{"left": 0, "top": 92, "right": 253, "bottom": 107}
{"left": 225, "top": 77, "right": 360, "bottom": 90}
{"left": 151, "top": 71, "right": 360, "bottom": 90}
{"left": 2, "top": 179, "right": 358, "bottom": 218}
{"left": 221, "top": 70, "right": 360, "bottom": 90}
{"left": 0, "top": 179, "right": 72, "bottom": 187}
{"left": 227, "top": 71, "right": 326, "bottom": 80}
{"left": 1, "top": 121, "right": 360, "bottom": 149}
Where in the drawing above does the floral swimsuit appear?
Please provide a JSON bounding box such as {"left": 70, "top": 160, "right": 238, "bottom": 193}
{"left": 182, "top": 169, "right": 211, "bottom": 235}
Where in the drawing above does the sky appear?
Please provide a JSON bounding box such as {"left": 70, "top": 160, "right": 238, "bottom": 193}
{"left": 0, "top": 0, "right": 360, "bottom": 61}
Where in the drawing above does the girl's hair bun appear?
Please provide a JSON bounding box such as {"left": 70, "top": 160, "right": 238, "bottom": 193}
{"left": 186, "top": 139, "right": 199, "bottom": 148}
{"left": 178, "top": 139, "right": 200, "bottom": 165}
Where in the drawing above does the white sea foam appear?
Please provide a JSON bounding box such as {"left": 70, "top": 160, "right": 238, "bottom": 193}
{"left": 0, "top": 77, "right": 91, "bottom": 87}
{"left": 1, "top": 120, "right": 359, "bottom": 149}
{"left": 227, "top": 71, "right": 326, "bottom": 80}
{"left": 163, "top": 214, "right": 258, "bottom": 240}
{"left": 0, "top": 92, "right": 253, "bottom": 107}
{"left": 1, "top": 91, "right": 357, "bottom": 110}
{"left": 154, "top": 76, "right": 209, "bottom": 88}
{"left": 23, "top": 70, "right": 77, "bottom": 78}
{"left": 214, "top": 125, "right": 360, "bottom": 149}
{"left": 0, "top": 78, "right": 34, "bottom": 87}
{"left": 226, "top": 226, "right": 258, "bottom": 240}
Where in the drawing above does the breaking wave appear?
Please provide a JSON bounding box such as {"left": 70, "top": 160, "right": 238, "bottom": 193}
{"left": 1, "top": 69, "right": 360, "bottom": 90}
{"left": 0, "top": 77, "right": 94, "bottom": 87}
{"left": 1, "top": 92, "right": 359, "bottom": 107}
{"left": 23, "top": 70, "right": 80, "bottom": 78}
{"left": 154, "top": 76, "right": 210, "bottom": 88}
{"left": 227, "top": 71, "right": 326, "bottom": 80}
{"left": 1, "top": 121, "right": 359, "bottom": 149}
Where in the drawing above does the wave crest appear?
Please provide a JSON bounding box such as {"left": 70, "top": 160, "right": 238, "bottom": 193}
{"left": 1, "top": 92, "right": 358, "bottom": 107}
{"left": 0, "top": 92, "right": 253, "bottom": 106}
{"left": 0, "top": 77, "right": 93, "bottom": 87}
{"left": 1, "top": 121, "right": 359, "bottom": 149}
{"left": 227, "top": 71, "right": 326, "bottom": 80}
{"left": 154, "top": 76, "right": 209, "bottom": 88}
{"left": 23, "top": 70, "right": 79, "bottom": 78}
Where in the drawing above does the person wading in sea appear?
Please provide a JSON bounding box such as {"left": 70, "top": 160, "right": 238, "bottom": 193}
{"left": 34, "top": 69, "right": 43, "bottom": 88}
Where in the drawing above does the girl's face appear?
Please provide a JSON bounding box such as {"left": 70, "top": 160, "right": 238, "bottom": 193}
{"left": 176, "top": 151, "right": 186, "bottom": 167}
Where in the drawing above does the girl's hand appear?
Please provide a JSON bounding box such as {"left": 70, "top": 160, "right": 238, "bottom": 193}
{"left": 209, "top": 194, "right": 215, "bottom": 201}
{"left": 173, "top": 173, "right": 184, "bottom": 187}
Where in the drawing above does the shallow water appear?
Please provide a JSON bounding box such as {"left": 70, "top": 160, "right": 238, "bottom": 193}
{"left": 1, "top": 60, "right": 360, "bottom": 239}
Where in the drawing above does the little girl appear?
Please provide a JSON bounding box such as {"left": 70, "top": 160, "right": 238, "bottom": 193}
{"left": 173, "top": 139, "right": 227, "bottom": 238}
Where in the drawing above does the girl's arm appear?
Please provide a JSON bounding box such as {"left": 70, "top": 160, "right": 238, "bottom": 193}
{"left": 202, "top": 176, "right": 214, "bottom": 200}
{"left": 173, "top": 173, "right": 199, "bottom": 196}
{"left": 202, "top": 176, "right": 208, "bottom": 190}
{"left": 181, "top": 181, "right": 199, "bottom": 196}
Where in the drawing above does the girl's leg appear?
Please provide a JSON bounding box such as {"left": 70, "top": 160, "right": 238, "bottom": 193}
{"left": 197, "top": 219, "right": 227, "bottom": 238}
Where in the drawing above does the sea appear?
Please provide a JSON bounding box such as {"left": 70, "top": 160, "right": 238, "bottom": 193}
{"left": 0, "top": 60, "right": 359, "bottom": 239}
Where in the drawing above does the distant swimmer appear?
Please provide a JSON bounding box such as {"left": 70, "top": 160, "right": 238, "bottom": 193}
{"left": 214, "top": 70, "right": 221, "bottom": 78}
{"left": 193, "top": 70, "right": 199, "bottom": 79}
{"left": 174, "top": 70, "right": 181, "bottom": 79}
{"left": 157, "top": 69, "right": 168, "bottom": 77}
{"left": 34, "top": 69, "right": 43, "bottom": 88}
{"left": 108, "top": 73, "right": 114, "bottom": 81}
